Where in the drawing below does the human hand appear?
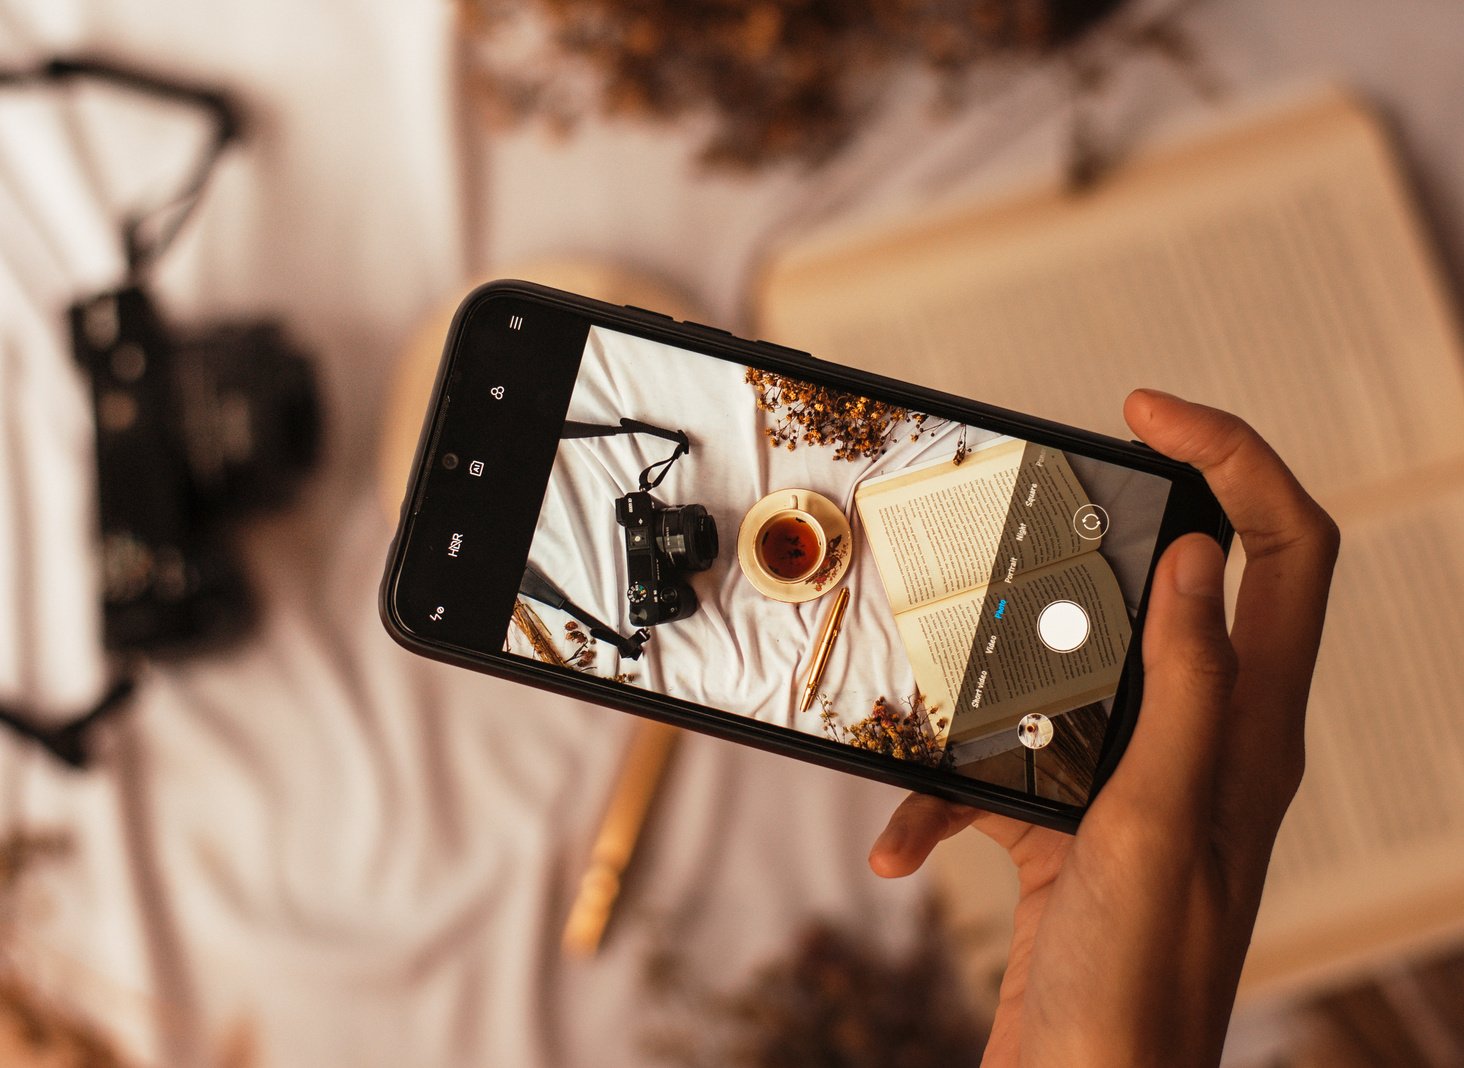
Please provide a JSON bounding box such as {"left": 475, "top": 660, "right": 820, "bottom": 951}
{"left": 868, "top": 390, "right": 1340, "bottom": 1067}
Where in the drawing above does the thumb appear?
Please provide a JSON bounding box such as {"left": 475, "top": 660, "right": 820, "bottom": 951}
{"left": 1104, "top": 533, "right": 1236, "bottom": 824}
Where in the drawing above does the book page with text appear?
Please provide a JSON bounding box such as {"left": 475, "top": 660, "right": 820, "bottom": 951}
{"left": 761, "top": 91, "right": 1464, "bottom": 505}
{"left": 1240, "top": 480, "right": 1464, "bottom": 996}
{"left": 855, "top": 438, "right": 1094, "bottom": 615}
{"left": 896, "top": 551, "right": 1130, "bottom": 743}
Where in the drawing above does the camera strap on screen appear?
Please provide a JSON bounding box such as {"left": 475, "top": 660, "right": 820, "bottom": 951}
{"left": 560, "top": 418, "right": 690, "bottom": 491}
{"left": 519, "top": 565, "right": 650, "bottom": 660}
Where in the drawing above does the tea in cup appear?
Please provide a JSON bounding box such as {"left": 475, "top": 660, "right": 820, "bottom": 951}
{"left": 754, "top": 494, "right": 827, "bottom": 583}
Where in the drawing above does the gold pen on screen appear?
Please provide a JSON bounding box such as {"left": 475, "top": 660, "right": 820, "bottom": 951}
{"left": 799, "top": 585, "right": 850, "bottom": 713}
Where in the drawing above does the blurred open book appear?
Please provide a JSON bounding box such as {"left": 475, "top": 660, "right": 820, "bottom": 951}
{"left": 757, "top": 88, "right": 1464, "bottom": 1003}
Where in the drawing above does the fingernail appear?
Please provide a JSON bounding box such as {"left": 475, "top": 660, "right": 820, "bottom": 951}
{"left": 1174, "top": 537, "right": 1224, "bottom": 598}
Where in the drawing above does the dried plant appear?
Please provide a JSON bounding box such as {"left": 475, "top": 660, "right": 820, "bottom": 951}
{"left": 951, "top": 426, "right": 970, "bottom": 466}
{"left": 817, "top": 693, "right": 950, "bottom": 769}
{"left": 639, "top": 896, "right": 989, "bottom": 1065}
{"left": 564, "top": 620, "right": 599, "bottom": 669}
{"left": 0, "top": 976, "right": 134, "bottom": 1068}
{"left": 457, "top": 0, "right": 1127, "bottom": 170}
{"left": 746, "top": 368, "right": 950, "bottom": 461}
{"left": 0, "top": 831, "right": 136, "bottom": 1067}
{"left": 803, "top": 534, "right": 846, "bottom": 592}
{"left": 0, "top": 831, "right": 70, "bottom": 904}
{"left": 564, "top": 621, "right": 637, "bottom": 683}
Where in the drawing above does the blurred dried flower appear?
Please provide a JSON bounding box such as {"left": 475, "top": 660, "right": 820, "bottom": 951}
{"left": 458, "top": 0, "right": 1126, "bottom": 170}
{"left": 0, "top": 831, "right": 138, "bottom": 1067}
{"left": 0, "top": 978, "right": 134, "bottom": 1068}
{"left": 640, "top": 897, "right": 988, "bottom": 1064}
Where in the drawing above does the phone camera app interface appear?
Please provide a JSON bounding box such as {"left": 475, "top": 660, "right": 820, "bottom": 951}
{"left": 504, "top": 326, "right": 1171, "bottom": 808}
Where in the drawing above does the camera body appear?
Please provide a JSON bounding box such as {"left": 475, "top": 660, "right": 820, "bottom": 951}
{"left": 71, "top": 285, "right": 320, "bottom": 653}
{"left": 614, "top": 490, "right": 718, "bottom": 627}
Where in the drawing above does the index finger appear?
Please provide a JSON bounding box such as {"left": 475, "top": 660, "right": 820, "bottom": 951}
{"left": 1125, "top": 390, "right": 1337, "bottom": 564}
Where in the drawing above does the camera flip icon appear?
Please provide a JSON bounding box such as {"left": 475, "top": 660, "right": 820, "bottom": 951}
{"left": 1072, "top": 504, "right": 1110, "bottom": 540}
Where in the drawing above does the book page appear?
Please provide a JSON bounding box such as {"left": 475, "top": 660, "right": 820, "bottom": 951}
{"left": 1239, "top": 480, "right": 1464, "bottom": 998}
{"left": 895, "top": 551, "right": 1130, "bottom": 744}
{"left": 855, "top": 438, "right": 1095, "bottom": 615}
{"left": 759, "top": 90, "right": 1464, "bottom": 505}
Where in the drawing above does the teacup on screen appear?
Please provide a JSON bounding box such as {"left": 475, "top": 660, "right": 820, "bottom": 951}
{"left": 753, "top": 493, "right": 827, "bottom": 583}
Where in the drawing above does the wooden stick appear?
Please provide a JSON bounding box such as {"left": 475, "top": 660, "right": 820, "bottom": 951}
{"left": 562, "top": 720, "right": 679, "bottom": 956}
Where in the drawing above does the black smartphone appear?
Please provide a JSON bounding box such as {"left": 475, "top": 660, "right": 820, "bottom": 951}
{"left": 380, "top": 280, "right": 1231, "bottom": 833}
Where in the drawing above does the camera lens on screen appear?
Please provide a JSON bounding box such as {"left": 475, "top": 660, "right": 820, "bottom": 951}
{"left": 655, "top": 504, "right": 718, "bottom": 572}
{"left": 441, "top": 452, "right": 459, "bottom": 470}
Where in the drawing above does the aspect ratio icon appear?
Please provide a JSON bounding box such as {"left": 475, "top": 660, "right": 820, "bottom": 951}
{"left": 1072, "top": 504, "right": 1109, "bottom": 540}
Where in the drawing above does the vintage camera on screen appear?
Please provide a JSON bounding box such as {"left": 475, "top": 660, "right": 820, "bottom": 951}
{"left": 614, "top": 490, "right": 718, "bottom": 626}
{"left": 72, "top": 285, "right": 320, "bottom": 653}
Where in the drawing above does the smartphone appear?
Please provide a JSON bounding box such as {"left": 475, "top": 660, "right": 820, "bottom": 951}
{"left": 380, "top": 280, "right": 1231, "bottom": 833}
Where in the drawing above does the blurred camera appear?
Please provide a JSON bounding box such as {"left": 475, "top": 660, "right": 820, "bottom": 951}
{"left": 614, "top": 490, "right": 718, "bottom": 626}
{"left": 71, "top": 285, "right": 320, "bottom": 653}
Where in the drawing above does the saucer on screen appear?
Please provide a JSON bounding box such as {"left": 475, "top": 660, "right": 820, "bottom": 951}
{"left": 736, "top": 489, "right": 853, "bottom": 604}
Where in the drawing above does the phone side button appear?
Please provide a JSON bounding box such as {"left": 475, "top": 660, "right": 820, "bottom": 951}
{"left": 626, "top": 301, "right": 676, "bottom": 318}
{"left": 682, "top": 320, "right": 734, "bottom": 336}
{"left": 623, "top": 304, "right": 674, "bottom": 320}
{"left": 756, "top": 340, "right": 816, "bottom": 361}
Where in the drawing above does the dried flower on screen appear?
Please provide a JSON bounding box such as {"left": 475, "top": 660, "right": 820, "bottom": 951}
{"left": 745, "top": 368, "right": 949, "bottom": 460}
{"left": 817, "top": 692, "right": 951, "bottom": 769}
{"left": 804, "top": 534, "right": 846, "bottom": 591}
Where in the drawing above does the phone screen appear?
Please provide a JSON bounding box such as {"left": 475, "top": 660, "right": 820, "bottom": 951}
{"left": 392, "top": 293, "right": 1185, "bottom": 819}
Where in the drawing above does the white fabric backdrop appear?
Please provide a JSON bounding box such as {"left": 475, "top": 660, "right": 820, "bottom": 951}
{"left": 0, "top": 5, "right": 930, "bottom": 1065}
{"left": 3, "top": 0, "right": 1463, "bottom": 1064}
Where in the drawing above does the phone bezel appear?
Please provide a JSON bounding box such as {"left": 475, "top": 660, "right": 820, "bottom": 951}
{"left": 380, "top": 280, "right": 1233, "bottom": 834}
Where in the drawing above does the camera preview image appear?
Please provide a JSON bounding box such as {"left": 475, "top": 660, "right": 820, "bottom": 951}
{"left": 505, "top": 327, "right": 1171, "bottom": 805}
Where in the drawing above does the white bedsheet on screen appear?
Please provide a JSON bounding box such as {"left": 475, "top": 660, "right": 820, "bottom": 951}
{"left": 524, "top": 326, "right": 1165, "bottom": 740}
{"left": 529, "top": 326, "right": 981, "bottom": 731}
